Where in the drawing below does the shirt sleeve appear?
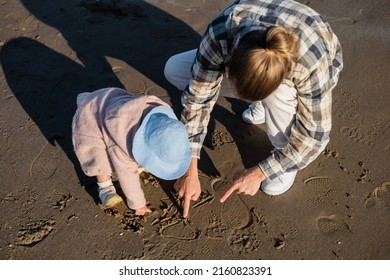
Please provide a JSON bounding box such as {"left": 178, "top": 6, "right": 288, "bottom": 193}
{"left": 259, "top": 51, "right": 338, "bottom": 180}
{"left": 107, "top": 145, "right": 146, "bottom": 210}
{"left": 72, "top": 133, "right": 113, "bottom": 177}
{"left": 181, "top": 25, "right": 225, "bottom": 158}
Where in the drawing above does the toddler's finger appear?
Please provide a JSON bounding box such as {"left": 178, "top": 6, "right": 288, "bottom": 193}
{"left": 182, "top": 195, "right": 191, "bottom": 218}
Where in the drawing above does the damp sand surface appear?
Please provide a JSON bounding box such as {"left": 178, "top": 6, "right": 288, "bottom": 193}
{"left": 0, "top": 0, "right": 389, "bottom": 260}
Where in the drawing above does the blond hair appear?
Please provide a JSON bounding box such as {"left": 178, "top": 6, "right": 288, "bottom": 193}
{"left": 228, "top": 26, "right": 298, "bottom": 101}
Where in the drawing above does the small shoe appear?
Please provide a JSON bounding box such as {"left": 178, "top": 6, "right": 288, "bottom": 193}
{"left": 261, "top": 171, "right": 297, "bottom": 196}
{"left": 98, "top": 185, "right": 123, "bottom": 209}
{"left": 242, "top": 103, "right": 265, "bottom": 124}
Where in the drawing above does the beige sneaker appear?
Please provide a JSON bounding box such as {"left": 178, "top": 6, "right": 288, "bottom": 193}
{"left": 98, "top": 185, "right": 123, "bottom": 209}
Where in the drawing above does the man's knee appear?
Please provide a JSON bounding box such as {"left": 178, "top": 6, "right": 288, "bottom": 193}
{"left": 164, "top": 50, "right": 196, "bottom": 90}
{"left": 164, "top": 55, "right": 189, "bottom": 90}
{"left": 164, "top": 55, "right": 177, "bottom": 86}
{"left": 262, "top": 83, "right": 297, "bottom": 113}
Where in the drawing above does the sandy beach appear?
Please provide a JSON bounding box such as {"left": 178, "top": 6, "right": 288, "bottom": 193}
{"left": 0, "top": 0, "right": 389, "bottom": 260}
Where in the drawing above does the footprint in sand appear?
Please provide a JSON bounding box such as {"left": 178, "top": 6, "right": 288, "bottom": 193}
{"left": 212, "top": 179, "right": 252, "bottom": 230}
{"left": 271, "top": 219, "right": 299, "bottom": 239}
{"left": 9, "top": 12, "right": 39, "bottom": 33}
{"left": 51, "top": 191, "right": 74, "bottom": 211}
{"left": 104, "top": 206, "right": 146, "bottom": 235}
{"left": 29, "top": 141, "right": 59, "bottom": 179}
{"left": 109, "top": 58, "right": 147, "bottom": 94}
{"left": 14, "top": 219, "right": 55, "bottom": 246}
{"left": 153, "top": 241, "right": 192, "bottom": 260}
{"left": 212, "top": 179, "right": 266, "bottom": 253}
{"left": 316, "top": 214, "right": 352, "bottom": 241}
{"left": 304, "top": 176, "right": 335, "bottom": 209}
{"left": 205, "top": 215, "right": 228, "bottom": 239}
{"left": 18, "top": 15, "right": 39, "bottom": 33}
{"left": 228, "top": 227, "right": 261, "bottom": 254}
{"left": 304, "top": 176, "right": 332, "bottom": 188}
{"left": 339, "top": 126, "right": 375, "bottom": 145}
{"left": 210, "top": 130, "right": 235, "bottom": 147}
{"left": 364, "top": 182, "right": 390, "bottom": 209}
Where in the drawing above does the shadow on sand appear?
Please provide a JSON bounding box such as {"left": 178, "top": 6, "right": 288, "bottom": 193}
{"left": 1, "top": 0, "right": 271, "bottom": 209}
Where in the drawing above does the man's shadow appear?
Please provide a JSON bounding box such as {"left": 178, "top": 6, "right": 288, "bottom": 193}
{"left": 1, "top": 0, "right": 271, "bottom": 210}
{"left": 1, "top": 0, "right": 202, "bottom": 195}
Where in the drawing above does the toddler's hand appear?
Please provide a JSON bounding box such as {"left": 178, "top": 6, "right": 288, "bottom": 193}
{"left": 135, "top": 205, "right": 152, "bottom": 216}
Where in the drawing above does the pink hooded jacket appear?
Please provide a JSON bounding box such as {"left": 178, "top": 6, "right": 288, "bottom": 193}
{"left": 72, "top": 87, "right": 170, "bottom": 209}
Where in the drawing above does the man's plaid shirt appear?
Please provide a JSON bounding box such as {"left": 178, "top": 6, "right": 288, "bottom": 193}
{"left": 181, "top": 0, "right": 343, "bottom": 180}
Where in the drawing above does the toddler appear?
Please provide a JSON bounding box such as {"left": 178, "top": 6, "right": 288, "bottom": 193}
{"left": 72, "top": 87, "right": 191, "bottom": 215}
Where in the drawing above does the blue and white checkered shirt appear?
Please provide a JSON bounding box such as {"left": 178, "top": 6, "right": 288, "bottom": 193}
{"left": 181, "top": 0, "right": 343, "bottom": 180}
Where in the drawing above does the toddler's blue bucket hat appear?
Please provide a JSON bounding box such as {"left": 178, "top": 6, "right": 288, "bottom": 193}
{"left": 132, "top": 106, "right": 191, "bottom": 180}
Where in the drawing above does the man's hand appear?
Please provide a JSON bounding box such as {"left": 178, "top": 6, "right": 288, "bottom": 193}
{"left": 174, "top": 157, "right": 201, "bottom": 218}
{"left": 220, "top": 165, "right": 266, "bottom": 203}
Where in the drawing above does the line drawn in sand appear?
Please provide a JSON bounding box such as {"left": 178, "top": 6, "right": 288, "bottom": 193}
{"left": 104, "top": 173, "right": 207, "bottom": 239}
{"left": 29, "top": 141, "right": 59, "bottom": 179}
{"left": 0, "top": 113, "right": 16, "bottom": 165}
{"left": 152, "top": 199, "right": 201, "bottom": 241}
{"left": 193, "top": 190, "right": 214, "bottom": 208}
{"left": 139, "top": 170, "right": 159, "bottom": 188}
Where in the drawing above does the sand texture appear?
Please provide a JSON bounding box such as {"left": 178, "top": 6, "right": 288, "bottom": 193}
{"left": 0, "top": 0, "right": 389, "bottom": 260}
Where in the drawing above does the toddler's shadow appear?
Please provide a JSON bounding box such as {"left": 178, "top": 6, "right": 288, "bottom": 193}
{"left": 1, "top": 0, "right": 201, "bottom": 187}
